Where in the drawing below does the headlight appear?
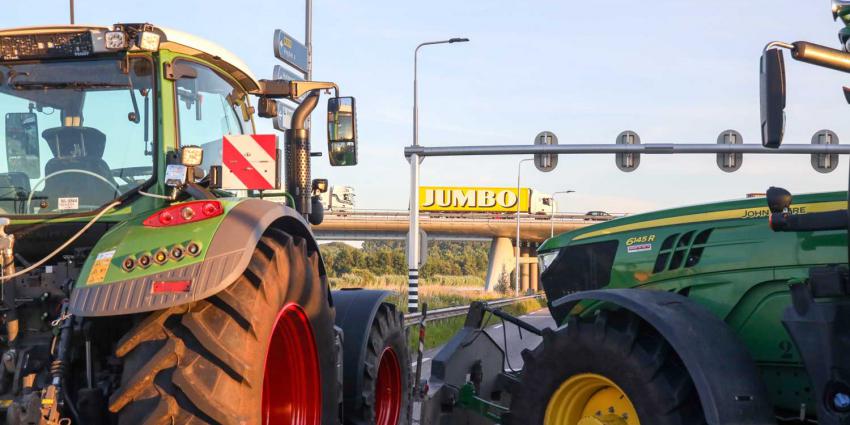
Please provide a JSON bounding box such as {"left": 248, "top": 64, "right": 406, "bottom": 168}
{"left": 104, "top": 31, "right": 128, "bottom": 50}
{"left": 538, "top": 250, "right": 560, "bottom": 275}
{"left": 137, "top": 31, "right": 161, "bottom": 51}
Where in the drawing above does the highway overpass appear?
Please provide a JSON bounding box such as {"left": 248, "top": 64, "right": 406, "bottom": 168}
{"left": 313, "top": 210, "right": 617, "bottom": 291}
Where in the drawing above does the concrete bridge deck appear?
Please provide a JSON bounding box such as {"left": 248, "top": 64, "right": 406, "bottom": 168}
{"left": 314, "top": 210, "right": 620, "bottom": 291}
{"left": 314, "top": 211, "right": 612, "bottom": 242}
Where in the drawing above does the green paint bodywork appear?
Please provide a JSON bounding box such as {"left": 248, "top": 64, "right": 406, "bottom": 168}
{"left": 74, "top": 198, "right": 243, "bottom": 287}
{"left": 457, "top": 382, "right": 509, "bottom": 421}
{"left": 538, "top": 191, "right": 848, "bottom": 414}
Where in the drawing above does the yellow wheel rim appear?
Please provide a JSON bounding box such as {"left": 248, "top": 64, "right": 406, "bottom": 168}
{"left": 544, "top": 373, "right": 640, "bottom": 425}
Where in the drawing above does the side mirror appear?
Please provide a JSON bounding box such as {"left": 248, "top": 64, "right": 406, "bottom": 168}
{"left": 5, "top": 113, "right": 40, "bottom": 178}
{"left": 312, "top": 178, "right": 329, "bottom": 194}
{"left": 327, "top": 97, "right": 358, "bottom": 166}
{"left": 766, "top": 186, "right": 792, "bottom": 213}
{"left": 760, "top": 48, "right": 787, "bottom": 148}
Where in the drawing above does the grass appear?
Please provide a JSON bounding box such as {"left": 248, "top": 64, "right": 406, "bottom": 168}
{"left": 328, "top": 272, "right": 548, "bottom": 353}
{"left": 329, "top": 272, "right": 501, "bottom": 311}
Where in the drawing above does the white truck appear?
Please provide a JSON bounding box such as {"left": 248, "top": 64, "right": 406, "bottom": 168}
{"left": 320, "top": 185, "right": 356, "bottom": 212}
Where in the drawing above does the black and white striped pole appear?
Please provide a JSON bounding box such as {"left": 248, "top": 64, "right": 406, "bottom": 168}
{"left": 409, "top": 37, "right": 469, "bottom": 313}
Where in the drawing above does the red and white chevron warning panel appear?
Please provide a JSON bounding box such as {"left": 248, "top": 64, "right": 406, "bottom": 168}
{"left": 221, "top": 134, "right": 279, "bottom": 190}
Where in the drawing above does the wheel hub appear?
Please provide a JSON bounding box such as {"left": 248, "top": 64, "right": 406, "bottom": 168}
{"left": 374, "top": 347, "right": 402, "bottom": 425}
{"left": 544, "top": 373, "right": 639, "bottom": 425}
{"left": 262, "top": 303, "right": 321, "bottom": 425}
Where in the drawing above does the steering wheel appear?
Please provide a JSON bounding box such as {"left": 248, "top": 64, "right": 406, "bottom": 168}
{"left": 26, "top": 169, "right": 120, "bottom": 212}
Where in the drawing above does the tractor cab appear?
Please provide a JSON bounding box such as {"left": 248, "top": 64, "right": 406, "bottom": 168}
{"left": 0, "top": 23, "right": 357, "bottom": 221}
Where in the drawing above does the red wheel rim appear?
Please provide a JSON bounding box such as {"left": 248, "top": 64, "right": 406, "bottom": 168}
{"left": 263, "top": 303, "right": 321, "bottom": 425}
{"left": 374, "top": 347, "right": 402, "bottom": 425}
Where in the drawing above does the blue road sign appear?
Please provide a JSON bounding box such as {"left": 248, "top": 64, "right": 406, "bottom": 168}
{"left": 274, "top": 29, "right": 308, "bottom": 73}
{"left": 273, "top": 64, "right": 304, "bottom": 82}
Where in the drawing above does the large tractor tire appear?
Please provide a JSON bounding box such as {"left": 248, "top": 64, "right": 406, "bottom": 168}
{"left": 346, "top": 302, "right": 410, "bottom": 425}
{"left": 108, "top": 229, "right": 337, "bottom": 425}
{"left": 505, "top": 310, "right": 705, "bottom": 425}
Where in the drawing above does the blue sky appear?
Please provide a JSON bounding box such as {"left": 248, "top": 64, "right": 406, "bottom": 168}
{"left": 5, "top": 1, "right": 850, "bottom": 213}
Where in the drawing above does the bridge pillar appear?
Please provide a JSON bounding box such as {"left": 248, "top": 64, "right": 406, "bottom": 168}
{"left": 485, "top": 236, "right": 515, "bottom": 292}
{"left": 529, "top": 249, "right": 539, "bottom": 292}
{"left": 520, "top": 245, "right": 530, "bottom": 293}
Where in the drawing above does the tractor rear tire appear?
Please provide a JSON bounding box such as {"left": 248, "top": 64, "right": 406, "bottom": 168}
{"left": 504, "top": 310, "right": 705, "bottom": 425}
{"left": 346, "top": 302, "right": 410, "bottom": 425}
{"left": 108, "top": 229, "right": 337, "bottom": 425}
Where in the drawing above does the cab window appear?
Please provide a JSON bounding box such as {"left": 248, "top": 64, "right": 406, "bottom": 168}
{"left": 541, "top": 241, "right": 619, "bottom": 300}
{"left": 174, "top": 61, "right": 251, "bottom": 171}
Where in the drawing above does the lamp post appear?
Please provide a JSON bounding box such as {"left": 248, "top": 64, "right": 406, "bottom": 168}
{"left": 515, "top": 158, "right": 534, "bottom": 295}
{"left": 408, "top": 37, "right": 469, "bottom": 313}
{"left": 550, "top": 190, "right": 575, "bottom": 238}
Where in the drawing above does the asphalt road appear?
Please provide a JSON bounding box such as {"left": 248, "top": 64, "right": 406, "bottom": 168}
{"left": 411, "top": 308, "right": 557, "bottom": 422}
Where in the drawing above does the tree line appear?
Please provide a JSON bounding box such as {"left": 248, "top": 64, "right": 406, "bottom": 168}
{"left": 320, "top": 240, "right": 489, "bottom": 278}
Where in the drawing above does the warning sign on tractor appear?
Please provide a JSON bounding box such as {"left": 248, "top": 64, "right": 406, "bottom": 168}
{"left": 221, "top": 134, "right": 280, "bottom": 190}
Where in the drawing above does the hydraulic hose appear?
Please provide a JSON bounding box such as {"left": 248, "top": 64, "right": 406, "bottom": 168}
{"left": 0, "top": 201, "right": 120, "bottom": 281}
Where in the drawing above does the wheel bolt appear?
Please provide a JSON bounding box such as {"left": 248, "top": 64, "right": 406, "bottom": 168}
{"left": 834, "top": 392, "right": 850, "bottom": 411}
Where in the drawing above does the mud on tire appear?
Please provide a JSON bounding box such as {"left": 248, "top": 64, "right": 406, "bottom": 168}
{"left": 108, "top": 228, "right": 337, "bottom": 424}
{"left": 504, "top": 310, "right": 705, "bottom": 425}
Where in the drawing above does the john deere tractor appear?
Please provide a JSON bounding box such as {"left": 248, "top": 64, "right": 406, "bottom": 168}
{"left": 0, "top": 23, "right": 409, "bottom": 424}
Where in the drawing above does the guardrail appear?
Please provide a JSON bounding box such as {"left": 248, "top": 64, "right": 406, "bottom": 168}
{"left": 403, "top": 294, "right": 543, "bottom": 327}
{"left": 323, "top": 209, "right": 627, "bottom": 221}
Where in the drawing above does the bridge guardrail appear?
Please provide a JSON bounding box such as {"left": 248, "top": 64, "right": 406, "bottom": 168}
{"left": 321, "top": 209, "right": 627, "bottom": 222}
{"left": 403, "top": 294, "right": 543, "bottom": 327}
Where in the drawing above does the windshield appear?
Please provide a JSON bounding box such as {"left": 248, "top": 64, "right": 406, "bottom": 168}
{"left": 0, "top": 56, "right": 154, "bottom": 215}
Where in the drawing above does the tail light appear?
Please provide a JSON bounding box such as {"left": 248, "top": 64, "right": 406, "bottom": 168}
{"left": 143, "top": 201, "right": 224, "bottom": 227}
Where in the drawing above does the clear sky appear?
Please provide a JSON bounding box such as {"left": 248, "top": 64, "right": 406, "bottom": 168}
{"left": 5, "top": 1, "right": 850, "bottom": 214}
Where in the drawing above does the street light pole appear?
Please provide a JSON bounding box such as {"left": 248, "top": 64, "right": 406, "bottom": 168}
{"left": 305, "top": 0, "right": 312, "bottom": 81}
{"left": 408, "top": 37, "right": 469, "bottom": 313}
{"left": 550, "top": 190, "right": 576, "bottom": 238}
{"left": 515, "top": 158, "right": 533, "bottom": 296}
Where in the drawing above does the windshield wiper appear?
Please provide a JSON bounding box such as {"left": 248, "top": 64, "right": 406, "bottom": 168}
{"left": 10, "top": 81, "right": 131, "bottom": 90}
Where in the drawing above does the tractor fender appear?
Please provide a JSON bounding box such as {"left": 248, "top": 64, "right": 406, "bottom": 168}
{"left": 70, "top": 199, "right": 323, "bottom": 317}
{"left": 331, "top": 289, "right": 392, "bottom": 413}
{"left": 551, "top": 289, "right": 775, "bottom": 425}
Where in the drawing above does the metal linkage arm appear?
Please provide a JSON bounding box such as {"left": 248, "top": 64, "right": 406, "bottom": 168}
{"left": 256, "top": 79, "right": 339, "bottom": 99}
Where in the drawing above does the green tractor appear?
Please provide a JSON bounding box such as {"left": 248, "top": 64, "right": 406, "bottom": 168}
{"left": 0, "top": 23, "right": 409, "bottom": 424}
{"left": 417, "top": 3, "right": 850, "bottom": 425}
{"left": 517, "top": 189, "right": 847, "bottom": 425}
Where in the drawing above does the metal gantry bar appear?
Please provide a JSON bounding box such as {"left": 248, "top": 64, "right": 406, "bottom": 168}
{"left": 405, "top": 143, "right": 850, "bottom": 157}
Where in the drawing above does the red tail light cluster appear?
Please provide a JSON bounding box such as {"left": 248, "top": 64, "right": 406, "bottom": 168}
{"left": 143, "top": 201, "right": 223, "bottom": 227}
